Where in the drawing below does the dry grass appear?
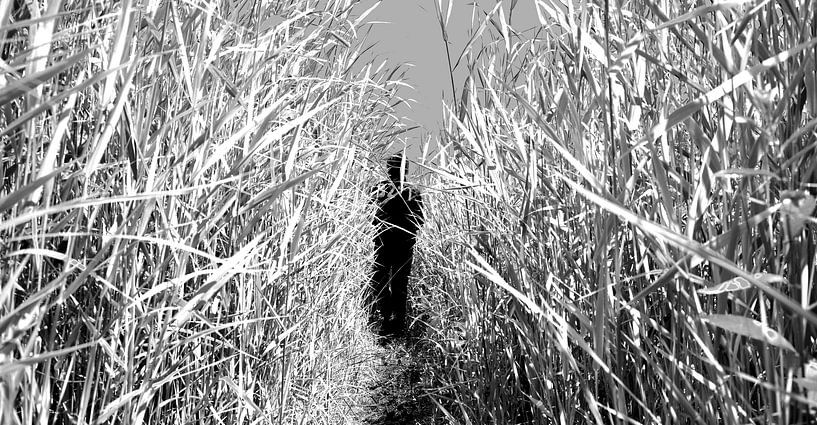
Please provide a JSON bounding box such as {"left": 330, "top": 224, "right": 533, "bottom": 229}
{"left": 414, "top": 0, "right": 817, "bottom": 423}
{"left": 0, "top": 0, "right": 406, "bottom": 423}
{"left": 6, "top": 0, "right": 817, "bottom": 423}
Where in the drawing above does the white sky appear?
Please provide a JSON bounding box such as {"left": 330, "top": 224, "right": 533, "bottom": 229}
{"left": 356, "top": 0, "right": 540, "bottom": 161}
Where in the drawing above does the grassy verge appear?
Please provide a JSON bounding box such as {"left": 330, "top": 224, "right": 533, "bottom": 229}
{"left": 415, "top": 0, "right": 817, "bottom": 423}
{"left": 0, "top": 1, "right": 404, "bottom": 423}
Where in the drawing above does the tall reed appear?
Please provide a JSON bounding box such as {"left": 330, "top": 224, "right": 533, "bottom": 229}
{"left": 415, "top": 0, "right": 817, "bottom": 423}
{"left": 0, "top": 0, "right": 402, "bottom": 423}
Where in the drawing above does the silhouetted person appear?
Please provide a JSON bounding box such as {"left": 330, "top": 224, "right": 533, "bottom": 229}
{"left": 371, "top": 155, "right": 424, "bottom": 338}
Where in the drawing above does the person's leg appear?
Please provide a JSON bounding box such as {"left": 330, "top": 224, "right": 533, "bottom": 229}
{"left": 387, "top": 255, "right": 411, "bottom": 336}
{"left": 370, "top": 250, "right": 390, "bottom": 328}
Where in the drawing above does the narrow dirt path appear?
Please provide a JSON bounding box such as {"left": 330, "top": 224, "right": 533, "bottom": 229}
{"left": 358, "top": 335, "right": 439, "bottom": 425}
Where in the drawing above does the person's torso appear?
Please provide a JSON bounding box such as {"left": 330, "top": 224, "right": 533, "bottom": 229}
{"left": 373, "top": 183, "right": 422, "bottom": 236}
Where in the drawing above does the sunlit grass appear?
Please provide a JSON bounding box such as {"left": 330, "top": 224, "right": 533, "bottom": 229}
{"left": 5, "top": 0, "right": 817, "bottom": 423}
{"left": 415, "top": 0, "right": 817, "bottom": 423}
{"left": 0, "top": 1, "right": 405, "bottom": 423}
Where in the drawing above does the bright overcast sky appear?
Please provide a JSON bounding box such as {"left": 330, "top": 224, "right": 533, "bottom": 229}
{"left": 355, "top": 0, "right": 539, "bottom": 160}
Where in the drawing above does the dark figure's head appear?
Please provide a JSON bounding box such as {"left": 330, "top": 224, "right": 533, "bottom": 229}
{"left": 387, "top": 154, "right": 405, "bottom": 183}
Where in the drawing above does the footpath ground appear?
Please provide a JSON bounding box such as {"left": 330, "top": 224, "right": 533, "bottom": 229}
{"left": 356, "top": 327, "right": 443, "bottom": 424}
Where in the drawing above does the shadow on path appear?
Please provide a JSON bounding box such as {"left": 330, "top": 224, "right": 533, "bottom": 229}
{"left": 360, "top": 334, "right": 441, "bottom": 425}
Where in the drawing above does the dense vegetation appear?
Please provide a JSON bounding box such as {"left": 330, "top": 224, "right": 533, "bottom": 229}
{"left": 2, "top": 0, "right": 817, "bottom": 424}
{"left": 414, "top": 0, "right": 817, "bottom": 424}
{"left": 0, "top": 0, "right": 405, "bottom": 423}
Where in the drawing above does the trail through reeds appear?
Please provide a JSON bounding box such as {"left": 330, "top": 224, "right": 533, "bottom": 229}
{"left": 358, "top": 336, "right": 436, "bottom": 425}
{"left": 5, "top": 0, "right": 817, "bottom": 423}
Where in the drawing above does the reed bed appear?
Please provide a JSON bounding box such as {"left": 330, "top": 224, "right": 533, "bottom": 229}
{"left": 414, "top": 0, "right": 817, "bottom": 423}
{"left": 0, "top": 0, "right": 404, "bottom": 423}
